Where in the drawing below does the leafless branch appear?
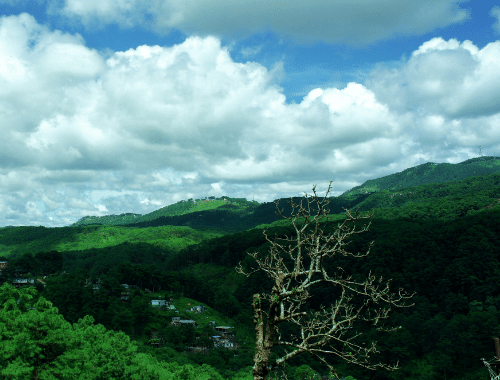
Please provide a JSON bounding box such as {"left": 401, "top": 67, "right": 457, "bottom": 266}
{"left": 237, "top": 182, "right": 414, "bottom": 380}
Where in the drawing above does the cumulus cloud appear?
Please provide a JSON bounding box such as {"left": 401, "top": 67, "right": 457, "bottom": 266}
{"left": 52, "top": 0, "right": 470, "bottom": 45}
{"left": 366, "top": 37, "right": 500, "bottom": 119}
{"left": 1, "top": 14, "right": 499, "bottom": 227}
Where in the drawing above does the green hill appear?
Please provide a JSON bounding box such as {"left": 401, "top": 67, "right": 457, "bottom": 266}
{"left": 2, "top": 172, "right": 499, "bottom": 258}
{"left": 356, "top": 173, "right": 500, "bottom": 219}
{"left": 0, "top": 225, "right": 221, "bottom": 258}
{"left": 3, "top": 166, "right": 500, "bottom": 380}
{"left": 342, "top": 156, "right": 500, "bottom": 196}
{"left": 70, "top": 197, "right": 259, "bottom": 227}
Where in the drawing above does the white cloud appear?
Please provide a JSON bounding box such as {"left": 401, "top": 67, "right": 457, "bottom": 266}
{"left": 367, "top": 37, "right": 500, "bottom": 118}
{"left": 53, "top": 0, "right": 470, "bottom": 45}
{"left": 1, "top": 14, "right": 499, "bottom": 227}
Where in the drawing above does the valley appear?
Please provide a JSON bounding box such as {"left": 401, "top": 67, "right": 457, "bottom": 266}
{"left": 1, "top": 157, "right": 500, "bottom": 380}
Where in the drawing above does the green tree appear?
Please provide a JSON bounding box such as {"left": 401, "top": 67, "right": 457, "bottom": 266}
{"left": 0, "top": 283, "right": 174, "bottom": 379}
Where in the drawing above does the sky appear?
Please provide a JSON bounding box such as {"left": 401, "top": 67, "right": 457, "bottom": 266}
{"left": 1, "top": 0, "right": 500, "bottom": 227}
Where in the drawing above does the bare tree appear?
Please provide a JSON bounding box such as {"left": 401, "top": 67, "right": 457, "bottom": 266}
{"left": 236, "top": 182, "right": 414, "bottom": 380}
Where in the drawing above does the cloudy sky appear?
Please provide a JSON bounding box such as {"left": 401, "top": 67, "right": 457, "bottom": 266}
{"left": 1, "top": 0, "right": 500, "bottom": 227}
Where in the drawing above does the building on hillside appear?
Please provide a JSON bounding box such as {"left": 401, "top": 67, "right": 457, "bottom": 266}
{"left": 186, "top": 305, "right": 207, "bottom": 313}
{"left": 0, "top": 261, "right": 8, "bottom": 271}
{"left": 215, "top": 326, "right": 234, "bottom": 338}
{"left": 120, "top": 284, "right": 131, "bottom": 300}
{"left": 85, "top": 278, "right": 102, "bottom": 293}
{"left": 171, "top": 317, "right": 181, "bottom": 324}
{"left": 121, "top": 292, "right": 130, "bottom": 301}
{"left": 179, "top": 319, "right": 197, "bottom": 326}
{"left": 12, "top": 278, "right": 35, "bottom": 287}
{"left": 151, "top": 299, "right": 168, "bottom": 308}
{"left": 212, "top": 335, "right": 238, "bottom": 350}
{"left": 171, "top": 317, "right": 197, "bottom": 327}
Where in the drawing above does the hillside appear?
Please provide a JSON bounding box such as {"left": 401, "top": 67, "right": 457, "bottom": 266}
{"left": 355, "top": 172, "right": 500, "bottom": 219}
{"left": 2, "top": 170, "right": 500, "bottom": 379}
{"left": 2, "top": 172, "right": 500, "bottom": 259}
{"left": 342, "top": 155, "right": 500, "bottom": 196}
{"left": 70, "top": 197, "right": 259, "bottom": 227}
{"left": 67, "top": 156, "right": 500, "bottom": 233}
{"left": 0, "top": 225, "right": 220, "bottom": 258}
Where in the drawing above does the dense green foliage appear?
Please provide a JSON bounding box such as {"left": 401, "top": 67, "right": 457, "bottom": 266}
{"left": 18, "top": 209, "right": 497, "bottom": 379}
{"left": 2, "top": 164, "right": 500, "bottom": 379}
{"left": 355, "top": 172, "right": 500, "bottom": 219}
{"left": 0, "top": 225, "right": 218, "bottom": 258}
{"left": 0, "top": 283, "right": 242, "bottom": 379}
{"left": 154, "top": 209, "right": 500, "bottom": 379}
{"left": 343, "top": 156, "right": 500, "bottom": 196}
{"left": 0, "top": 225, "right": 90, "bottom": 257}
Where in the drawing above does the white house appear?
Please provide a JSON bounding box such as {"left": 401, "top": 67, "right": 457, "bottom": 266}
{"left": 151, "top": 300, "right": 168, "bottom": 307}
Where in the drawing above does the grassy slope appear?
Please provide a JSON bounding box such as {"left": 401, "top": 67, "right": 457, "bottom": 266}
{"left": 71, "top": 198, "right": 253, "bottom": 227}
{"left": 3, "top": 173, "right": 499, "bottom": 258}
{"left": 55, "top": 225, "right": 222, "bottom": 252}
{"left": 136, "top": 199, "right": 233, "bottom": 222}
{"left": 0, "top": 225, "right": 222, "bottom": 257}
{"left": 69, "top": 213, "right": 141, "bottom": 227}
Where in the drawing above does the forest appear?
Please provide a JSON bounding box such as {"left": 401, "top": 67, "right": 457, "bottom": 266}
{"left": 1, "top": 158, "right": 500, "bottom": 380}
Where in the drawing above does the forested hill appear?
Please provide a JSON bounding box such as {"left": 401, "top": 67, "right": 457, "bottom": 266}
{"left": 343, "top": 155, "right": 500, "bottom": 196}
{"left": 2, "top": 172, "right": 500, "bottom": 379}
{"left": 69, "top": 156, "right": 500, "bottom": 230}
{"left": 70, "top": 197, "right": 259, "bottom": 227}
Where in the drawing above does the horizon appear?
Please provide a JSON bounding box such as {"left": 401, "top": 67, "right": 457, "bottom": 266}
{"left": 1, "top": 1, "right": 500, "bottom": 227}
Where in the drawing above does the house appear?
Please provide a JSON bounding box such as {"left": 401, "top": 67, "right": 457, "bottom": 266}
{"left": 85, "top": 278, "right": 102, "bottom": 293}
{"left": 120, "top": 284, "right": 131, "bottom": 301}
{"left": 12, "top": 278, "right": 35, "bottom": 287}
{"left": 178, "top": 319, "right": 197, "bottom": 326}
{"left": 171, "top": 317, "right": 197, "bottom": 327}
{"left": 186, "top": 305, "right": 207, "bottom": 313}
{"left": 121, "top": 292, "right": 130, "bottom": 301}
{"left": 151, "top": 300, "right": 168, "bottom": 308}
{"left": 0, "top": 261, "right": 8, "bottom": 271}
{"left": 215, "top": 326, "right": 234, "bottom": 337}
{"left": 212, "top": 335, "right": 238, "bottom": 350}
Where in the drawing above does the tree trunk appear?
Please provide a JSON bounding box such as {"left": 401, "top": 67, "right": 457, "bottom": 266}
{"left": 253, "top": 363, "right": 270, "bottom": 380}
{"left": 252, "top": 293, "right": 273, "bottom": 380}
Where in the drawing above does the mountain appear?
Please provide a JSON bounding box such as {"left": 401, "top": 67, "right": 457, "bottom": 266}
{"left": 342, "top": 156, "right": 500, "bottom": 196}
{"left": 69, "top": 212, "right": 142, "bottom": 226}
{"left": 3, "top": 165, "right": 500, "bottom": 379}
{"left": 70, "top": 197, "right": 259, "bottom": 227}
{"left": 70, "top": 156, "right": 500, "bottom": 230}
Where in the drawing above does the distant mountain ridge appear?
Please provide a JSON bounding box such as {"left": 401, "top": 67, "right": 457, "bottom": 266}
{"left": 70, "top": 197, "right": 258, "bottom": 228}
{"left": 342, "top": 156, "right": 500, "bottom": 196}
{"left": 69, "top": 156, "right": 500, "bottom": 229}
{"left": 2, "top": 172, "right": 499, "bottom": 258}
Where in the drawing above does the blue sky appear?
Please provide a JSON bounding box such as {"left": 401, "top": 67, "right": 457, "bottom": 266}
{"left": 0, "top": 0, "right": 499, "bottom": 227}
